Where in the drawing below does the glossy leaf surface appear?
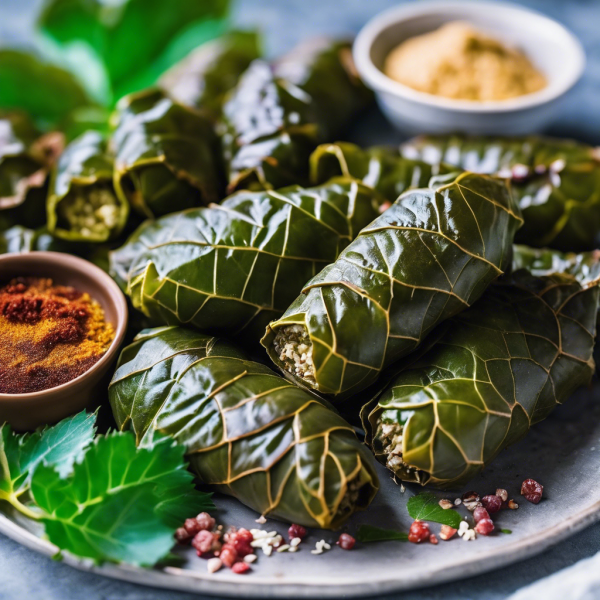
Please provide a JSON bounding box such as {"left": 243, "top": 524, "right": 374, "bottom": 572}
{"left": 262, "top": 173, "right": 523, "bottom": 399}
{"left": 48, "top": 131, "right": 127, "bottom": 242}
{"left": 30, "top": 433, "right": 213, "bottom": 565}
{"left": 112, "top": 88, "right": 222, "bottom": 218}
{"left": 109, "top": 327, "right": 379, "bottom": 528}
{"left": 402, "top": 135, "right": 600, "bottom": 251}
{"left": 161, "top": 31, "right": 261, "bottom": 116}
{"left": 310, "top": 142, "right": 450, "bottom": 202}
{"left": 110, "top": 179, "right": 382, "bottom": 341}
{"left": 362, "top": 266, "right": 600, "bottom": 489}
{"left": 222, "top": 40, "right": 372, "bottom": 193}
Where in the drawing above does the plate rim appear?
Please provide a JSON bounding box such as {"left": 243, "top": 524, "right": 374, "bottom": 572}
{"left": 1, "top": 497, "right": 599, "bottom": 598}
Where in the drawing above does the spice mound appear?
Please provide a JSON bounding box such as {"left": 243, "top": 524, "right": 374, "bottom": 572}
{"left": 0, "top": 278, "right": 114, "bottom": 394}
{"left": 384, "top": 21, "right": 547, "bottom": 101}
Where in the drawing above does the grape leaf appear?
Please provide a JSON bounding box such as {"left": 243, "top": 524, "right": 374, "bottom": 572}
{"left": 356, "top": 524, "right": 408, "bottom": 543}
{"left": 0, "top": 411, "right": 96, "bottom": 515}
{"left": 30, "top": 432, "right": 214, "bottom": 566}
{"left": 406, "top": 493, "right": 462, "bottom": 528}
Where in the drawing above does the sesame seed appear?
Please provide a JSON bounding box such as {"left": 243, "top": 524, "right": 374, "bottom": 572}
{"left": 277, "top": 544, "right": 290, "bottom": 553}
{"left": 290, "top": 537, "right": 301, "bottom": 547}
{"left": 244, "top": 554, "right": 257, "bottom": 564}
{"left": 255, "top": 515, "right": 267, "bottom": 524}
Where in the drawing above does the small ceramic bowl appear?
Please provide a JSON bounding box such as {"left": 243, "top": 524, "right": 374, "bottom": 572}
{"left": 353, "top": 1, "right": 586, "bottom": 135}
{"left": 0, "top": 252, "right": 128, "bottom": 431}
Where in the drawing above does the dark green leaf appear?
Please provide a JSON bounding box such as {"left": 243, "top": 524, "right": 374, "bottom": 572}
{"left": 356, "top": 524, "right": 408, "bottom": 543}
{"left": 47, "top": 130, "right": 126, "bottom": 242}
{"left": 112, "top": 88, "right": 222, "bottom": 218}
{"left": 108, "top": 326, "right": 379, "bottom": 529}
{"left": 0, "top": 411, "right": 96, "bottom": 514}
{"left": 160, "top": 30, "right": 261, "bottom": 115}
{"left": 0, "top": 49, "right": 90, "bottom": 127}
{"left": 39, "top": 0, "right": 230, "bottom": 103}
{"left": 406, "top": 493, "right": 462, "bottom": 528}
{"left": 110, "top": 179, "right": 382, "bottom": 341}
{"left": 402, "top": 135, "right": 600, "bottom": 252}
{"left": 30, "top": 432, "right": 213, "bottom": 565}
{"left": 362, "top": 258, "right": 600, "bottom": 488}
{"left": 262, "top": 173, "right": 523, "bottom": 399}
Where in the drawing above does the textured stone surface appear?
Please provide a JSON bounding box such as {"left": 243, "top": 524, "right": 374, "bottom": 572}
{"left": 0, "top": 0, "right": 599, "bottom": 599}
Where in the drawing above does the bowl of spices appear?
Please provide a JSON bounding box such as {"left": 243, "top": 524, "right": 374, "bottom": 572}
{"left": 353, "top": 1, "right": 585, "bottom": 135}
{"left": 0, "top": 252, "right": 127, "bottom": 430}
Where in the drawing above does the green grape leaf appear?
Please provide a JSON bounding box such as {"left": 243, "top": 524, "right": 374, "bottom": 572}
{"left": 355, "top": 524, "right": 408, "bottom": 543}
{"left": 406, "top": 493, "right": 462, "bottom": 528}
{"left": 30, "top": 432, "right": 214, "bottom": 565}
{"left": 0, "top": 49, "right": 91, "bottom": 127}
{"left": 38, "top": 0, "right": 230, "bottom": 103}
{"left": 0, "top": 411, "right": 96, "bottom": 511}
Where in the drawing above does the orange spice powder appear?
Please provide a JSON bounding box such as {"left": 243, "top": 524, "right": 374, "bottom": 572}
{"left": 0, "top": 277, "right": 114, "bottom": 394}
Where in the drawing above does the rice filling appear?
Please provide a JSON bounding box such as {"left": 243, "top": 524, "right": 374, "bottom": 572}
{"left": 272, "top": 324, "right": 316, "bottom": 385}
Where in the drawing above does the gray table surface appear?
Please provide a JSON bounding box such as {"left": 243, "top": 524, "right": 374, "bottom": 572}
{"left": 0, "top": 0, "right": 599, "bottom": 598}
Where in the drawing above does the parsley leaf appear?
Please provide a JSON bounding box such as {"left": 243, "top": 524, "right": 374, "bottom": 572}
{"left": 30, "top": 432, "right": 213, "bottom": 566}
{"left": 406, "top": 493, "right": 462, "bottom": 528}
{"left": 0, "top": 411, "right": 96, "bottom": 517}
{"left": 356, "top": 524, "right": 408, "bottom": 543}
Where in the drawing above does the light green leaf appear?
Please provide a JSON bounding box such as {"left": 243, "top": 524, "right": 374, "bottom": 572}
{"left": 39, "top": 0, "right": 230, "bottom": 104}
{"left": 0, "top": 49, "right": 91, "bottom": 127}
{"left": 0, "top": 411, "right": 96, "bottom": 517}
{"left": 406, "top": 493, "right": 462, "bottom": 528}
{"left": 356, "top": 524, "right": 408, "bottom": 543}
{"left": 30, "top": 432, "right": 214, "bottom": 565}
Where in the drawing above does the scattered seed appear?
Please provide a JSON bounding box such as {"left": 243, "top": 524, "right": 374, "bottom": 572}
{"left": 454, "top": 498, "right": 462, "bottom": 506}
{"left": 289, "top": 546, "right": 298, "bottom": 553}
{"left": 243, "top": 554, "right": 257, "bottom": 563}
{"left": 207, "top": 558, "right": 222, "bottom": 573}
{"left": 255, "top": 515, "right": 267, "bottom": 524}
{"left": 496, "top": 488, "right": 508, "bottom": 502}
{"left": 508, "top": 499, "right": 519, "bottom": 510}
{"left": 263, "top": 545, "right": 273, "bottom": 557}
{"left": 290, "top": 537, "right": 301, "bottom": 547}
{"left": 429, "top": 534, "right": 439, "bottom": 545}
{"left": 438, "top": 499, "right": 454, "bottom": 510}
{"left": 439, "top": 525, "right": 457, "bottom": 541}
{"left": 277, "top": 544, "right": 290, "bottom": 553}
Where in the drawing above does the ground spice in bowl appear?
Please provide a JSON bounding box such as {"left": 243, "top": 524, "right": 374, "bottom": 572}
{"left": 0, "top": 277, "right": 114, "bottom": 394}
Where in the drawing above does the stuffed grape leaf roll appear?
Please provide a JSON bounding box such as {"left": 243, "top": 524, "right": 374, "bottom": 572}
{"left": 109, "top": 326, "right": 379, "bottom": 528}
{"left": 112, "top": 88, "right": 222, "bottom": 218}
{"left": 401, "top": 135, "right": 600, "bottom": 252}
{"left": 361, "top": 253, "right": 600, "bottom": 489}
{"left": 110, "top": 179, "right": 383, "bottom": 341}
{"left": 262, "top": 172, "right": 523, "bottom": 399}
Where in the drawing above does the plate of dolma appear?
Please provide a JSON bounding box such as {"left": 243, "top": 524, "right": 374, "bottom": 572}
{"left": 1, "top": 22, "right": 600, "bottom": 600}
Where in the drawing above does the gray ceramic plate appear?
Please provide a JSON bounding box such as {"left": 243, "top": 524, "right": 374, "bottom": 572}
{"left": 1, "top": 386, "right": 599, "bottom": 598}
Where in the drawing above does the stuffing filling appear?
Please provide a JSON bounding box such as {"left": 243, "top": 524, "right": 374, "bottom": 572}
{"left": 272, "top": 324, "right": 316, "bottom": 385}
{"left": 377, "top": 420, "right": 424, "bottom": 483}
{"left": 57, "top": 184, "right": 120, "bottom": 239}
{"left": 336, "top": 475, "right": 370, "bottom": 521}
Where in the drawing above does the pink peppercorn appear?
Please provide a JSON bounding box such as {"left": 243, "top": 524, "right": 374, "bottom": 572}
{"left": 174, "top": 527, "right": 192, "bottom": 545}
{"left": 192, "top": 530, "right": 221, "bottom": 556}
{"left": 231, "top": 562, "right": 251, "bottom": 574}
{"left": 195, "top": 512, "right": 216, "bottom": 531}
{"left": 473, "top": 507, "right": 490, "bottom": 523}
{"left": 408, "top": 520, "right": 430, "bottom": 544}
{"left": 521, "top": 479, "right": 544, "bottom": 504}
{"left": 220, "top": 543, "right": 238, "bottom": 568}
{"left": 288, "top": 524, "right": 307, "bottom": 541}
{"left": 227, "top": 529, "right": 254, "bottom": 557}
{"left": 481, "top": 494, "right": 503, "bottom": 514}
{"left": 184, "top": 518, "right": 202, "bottom": 536}
{"left": 337, "top": 533, "right": 356, "bottom": 550}
{"left": 429, "top": 534, "right": 439, "bottom": 545}
{"left": 475, "top": 519, "right": 495, "bottom": 536}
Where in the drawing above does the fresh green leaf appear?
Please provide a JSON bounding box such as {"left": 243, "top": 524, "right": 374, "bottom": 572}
{"left": 500, "top": 529, "right": 513, "bottom": 534}
{"left": 0, "top": 49, "right": 91, "bottom": 127}
{"left": 39, "top": 0, "right": 230, "bottom": 103}
{"left": 356, "top": 524, "right": 408, "bottom": 543}
{"left": 406, "top": 493, "right": 462, "bottom": 528}
{"left": 0, "top": 411, "right": 96, "bottom": 516}
{"left": 29, "top": 432, "right": 213, "bottom": 565}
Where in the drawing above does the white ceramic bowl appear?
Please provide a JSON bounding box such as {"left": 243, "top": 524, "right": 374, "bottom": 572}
{"left": 353, "top": 1, "right": 585, "bottom": 135}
